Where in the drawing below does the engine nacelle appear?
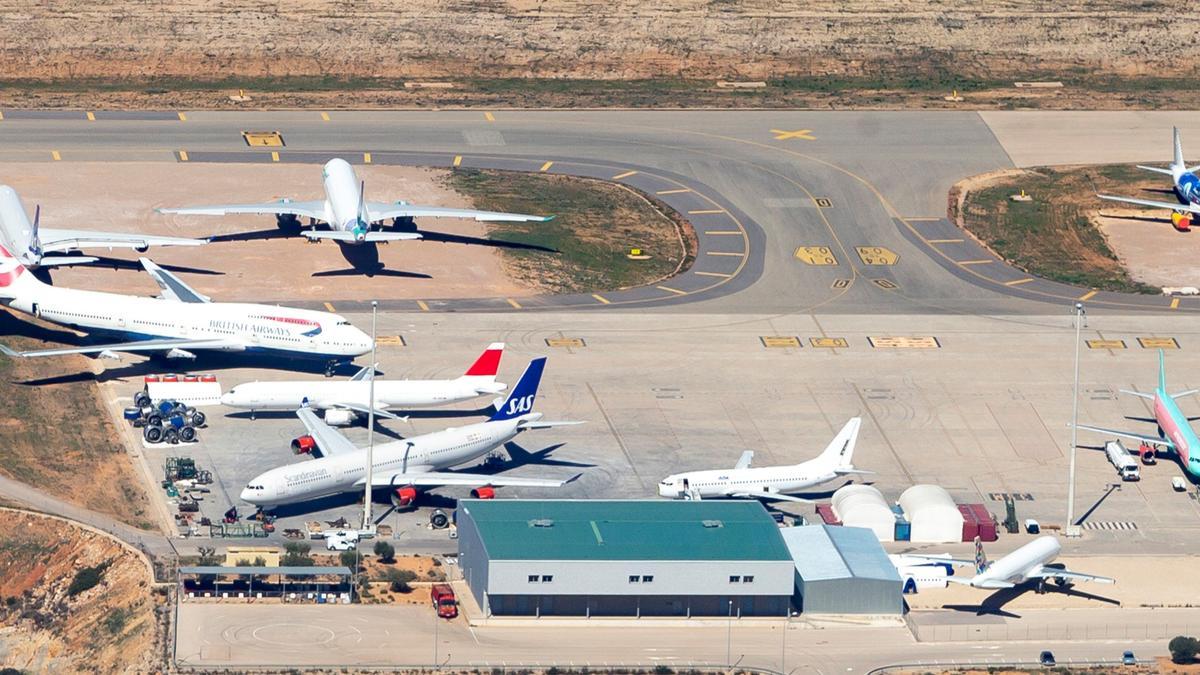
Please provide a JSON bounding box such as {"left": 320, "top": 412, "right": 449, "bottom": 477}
{"left": 1173, "top": 212, "right": 1193, "bottom": 232}
{"left": 470, "top": 485, "right": 496, "bottom": 500}
{"left": 291, "top": 435, "right": 316, "bottom": 454}
{"left": 392, "top": 486, "right": 418, "bottom": 507}
{"left": 323, "top": 409, "right": 355, "bottom": 427}
{"left": 134, "top": 244, "right": 150, "bottom": 253}
{"left": 276, "top": 213, "right": 300, "bottom": 230}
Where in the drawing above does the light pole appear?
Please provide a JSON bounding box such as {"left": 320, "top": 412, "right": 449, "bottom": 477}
{"left": 362, "top": 300, "right": 378, "bottom": 534}
{"left": 434, "top": 604, "right": 439, "bottom": 669}
{"left": 1065, "top": 301, "right": 1086, "bottom": 537}
{"left": 726, "top": 599, "right": 733, "bottom": 669}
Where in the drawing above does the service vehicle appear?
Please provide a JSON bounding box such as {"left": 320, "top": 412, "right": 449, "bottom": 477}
{"left": 1104, "top": 440, "right": 1140, "bottom": 481}
{"left": 431, "top": 584, "right": 458, "bottom": 618}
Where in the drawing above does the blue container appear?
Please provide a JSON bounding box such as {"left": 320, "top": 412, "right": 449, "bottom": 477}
{"left": 894, "top": 518, "right": 911, "bottom": 541}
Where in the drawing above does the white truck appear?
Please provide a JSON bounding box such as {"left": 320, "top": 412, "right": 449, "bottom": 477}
{"left": 1105, "top": 440, "right": 1140, "bottom": 481}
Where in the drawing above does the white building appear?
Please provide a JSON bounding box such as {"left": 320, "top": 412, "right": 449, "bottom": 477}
{"left": 831, "top": 484, "right": 895, "bottom": 542}
{"left": 898, "top": 484, "right": 964, "bottom": 543}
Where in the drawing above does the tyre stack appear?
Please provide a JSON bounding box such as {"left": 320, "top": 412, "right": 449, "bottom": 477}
{"left": 124, "top": 391, "right": 206, "bottom": 444}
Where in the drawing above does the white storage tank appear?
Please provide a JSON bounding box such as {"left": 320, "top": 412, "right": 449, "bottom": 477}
{"left": 831, "top": 485, "right": 895, "bottom": 542}
{"left": 898, "top": 485, "right": 964, "bottom": 543}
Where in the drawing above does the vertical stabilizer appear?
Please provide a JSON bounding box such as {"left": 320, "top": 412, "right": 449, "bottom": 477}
{"left": 1159, "top": 348, "right": 1168, "bottom": 393}
{"left": 818, "top": 417, "right": 862, "bottom": 467}
{"left": 1174, "top": 127, "right": 1186, "bottom": 171}
{"left": 974, "top": 536, "right": 989, "bottom": 574}
{"left": 489, "top": 357, "right": 546, "bottom": 421}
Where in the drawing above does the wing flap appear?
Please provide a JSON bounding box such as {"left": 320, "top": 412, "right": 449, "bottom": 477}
{"left": 157, "top": 199, "right": 326, "bottom": 219}
{"left": 727, "top": 492, "right": 811, "bottom": 503}
{"left": 355, "top": 470, "right": 580, "bottom": 489}
{"left": 366, "top": 202, "right": 553, "bottom": 223}
{"left": 38, "top": 228, "right": 207, "bottom": 252}
{"left": 301, "top": 230, "right": 423, "bottom": 242}
{"left": 1029, "top": 568, "right": 1115, "bottom": 584}
{"left": 0, "top": 337, "right": 241, "bottom": 358}
{"left": 332, "top": 402, "right": 404, "bottom": 421}
{"left": 296, "top": 406, "right": 360, "bottom": 457}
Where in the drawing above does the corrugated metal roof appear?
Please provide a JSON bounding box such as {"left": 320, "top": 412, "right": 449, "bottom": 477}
{"left": 179, "top": 566, "right": 353, "bottom": 576}
{"left": 780, "top": 525, "right": 901, "bottom": 583}
{"left": 461, "top": 499, "right": 792, "bottom": 561}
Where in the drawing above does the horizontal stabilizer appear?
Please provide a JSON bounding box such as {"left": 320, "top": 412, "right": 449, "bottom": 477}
{"left": 1135, "top": 165, "right": 1174, "bottom": 175}
{"left": 1172, "top": 388, "right": 1200, "bottom": 399}
{"left": 1119, "top": 389, "right": 1154, "bottom": 400}
{"left": 36, "top": 255, "right": 98, "bottom": 267}
{"left": 1097, "top": 193, "right": 1200, "bottom": 215}
{"left": 518, "top": 420, "right": 585, "bottom": 430}
{"left": 302, "top": 230, "right": 423, "bottom": 243}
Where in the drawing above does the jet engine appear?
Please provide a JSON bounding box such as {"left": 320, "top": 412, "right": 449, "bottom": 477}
{"left": 134, "top": 244, "right": 150, "bottom": 253}
{"left": 291, "top": 435, "right": 316, "bottom": 454}
{"left": 1172, "top": 212, "right": 1193, "bottom": 232}
{"left": 276, "top": 213, "right": 301, "bottom": 231}
{"left": 470, "top": 486, "right": 496, "bottom": 500}
{"left": 391, "top": 485, "right": 418, "bottom": 507}
{"left": 323, "top": 409, "right": 355, "bottom": 427}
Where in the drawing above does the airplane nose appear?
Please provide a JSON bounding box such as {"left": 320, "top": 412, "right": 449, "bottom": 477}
{"left": 239, "top": 487, "right": 255, "bottom": 502}
{"left": 220, "top": 392, "right": 236, "bottom": 406}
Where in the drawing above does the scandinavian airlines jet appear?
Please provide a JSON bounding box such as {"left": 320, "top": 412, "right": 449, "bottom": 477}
{"left": 221, "top": 343, "right": 509, "bottom": 423}
{"left": 158, "top": 158, "right": 553, "bottom": 244}
{"left": 909, "top": 536, "right": 1114, "bottom": 592}
{"left": 657, "top": 417, "right": 868, "bottom": 502}
{"left": 239, "top": 357, "right": 581, "bottom": 509}
{"left": 0, "top": 247, "right": 371, "bottom": 366}
{"left": 1098, "top": 127, "right": 1200, "bottom": 231}
{"left": 1075, "top": 349, "right": 1200, "bottom": 479}
{"left": 0, "top": 185, "right": 204, "bottom": 268}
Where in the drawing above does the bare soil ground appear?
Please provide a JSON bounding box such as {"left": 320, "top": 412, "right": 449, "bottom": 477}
{"left": 1, "top": 1, "right": 1199, "bottom": 109}
{"left": 0, "top": 510, "right": 161, "bottom": 673}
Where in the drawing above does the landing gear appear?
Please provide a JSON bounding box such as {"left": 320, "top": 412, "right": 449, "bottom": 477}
{"left": 324, "top": 360, "right": 340, "bottom": 378}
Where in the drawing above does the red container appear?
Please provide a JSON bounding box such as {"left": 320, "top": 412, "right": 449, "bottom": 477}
{"left": 183, "top": 375, "right": 199, "bottom": 383}
{"left": 967, "top": 503, "right": 998, "bottom": 542}
{"left": 815, "top": 503, "right": 841, "bottom": 526}
{"left": 143, "top": 375, "right": 161, "bottom": 383}
{"left": 161, "top": 374, "right": 179, "bottom": 383}
{"left": 200, "top": 374, "right": 217, "bottom": 383}
{"left": 958, "top": 504, "right": 979, "bottom": 542}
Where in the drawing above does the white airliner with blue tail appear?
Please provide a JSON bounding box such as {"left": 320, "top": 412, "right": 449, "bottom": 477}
{"left": 1098, "top": 127, "right": 1200, "bottom": 231}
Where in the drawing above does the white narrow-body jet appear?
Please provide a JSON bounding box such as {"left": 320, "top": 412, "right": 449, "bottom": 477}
{"left": 0, "top": 185, "right": 204, "bottom": 268}
{"left": 657, "top": 417, "right": 868, "bottom": 502}
{"left": 158, "top": 158, "right": 553, "bottom": 244}
{"left": 1097, "top": 127, "right": 1200, "bottom": 231}
{"left": 221, "top": 343, "right": 509, "bottom": 423}
{"left": 0, "top": 248, "right": 371, "bottom": 367}
{"left": 239, "top": 356, "right": 582, "bottom": 509}
{"left": 907, "top": 536, "right": 1115, "bottom": 591}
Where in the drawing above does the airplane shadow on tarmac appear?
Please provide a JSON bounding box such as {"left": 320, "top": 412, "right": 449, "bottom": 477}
{"left": 942, "top": 581, "right": 1121, "bottom": 619}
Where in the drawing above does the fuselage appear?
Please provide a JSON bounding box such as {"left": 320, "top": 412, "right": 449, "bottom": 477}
{"left": 974, "top": 536, "right": 1060, "bottom": 587}
{"left": 0, "top": 186, "right": 39, "bottom": 267}
{"left": 240, "top": 415, "right": 529, "bottom": 506}
{"left": 658, "top": 460, "right": 838, "bottom": 499}
{"left": 322, "top": 158, "right": 367, "bottom": 239}
{"left": 221, "top": 378, "right": 503, "bottom": 411}
{"left": 1174, "top": 170, "right": 1200, "bottom": 208}
{"left": 1153, "top": 387, "right": 1200, "bottom": 477}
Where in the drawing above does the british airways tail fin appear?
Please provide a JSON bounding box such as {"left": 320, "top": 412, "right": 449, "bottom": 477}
{"left": 489, "top": 357, "right": 546, "bottom": 421}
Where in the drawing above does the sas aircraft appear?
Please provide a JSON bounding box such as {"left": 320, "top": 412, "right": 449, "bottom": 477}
{"left": 159, "top": 158, "right": 553, "bottom": 244}
{"left": 1098, "top": 127, "right": 1200, "bottom": 231}
{"left": 657, "top": 417, "right": 869, "bottom": 502}
{"left": 909, "top": 536, "right": 1114, "bottom": 592}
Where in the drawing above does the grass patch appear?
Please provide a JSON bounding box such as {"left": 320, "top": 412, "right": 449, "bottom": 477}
{"left": 958, "top": 166, "right": 1164, "bottom": 294}
{"left": 443, "top": 169, "right": 695, "bottom": 294}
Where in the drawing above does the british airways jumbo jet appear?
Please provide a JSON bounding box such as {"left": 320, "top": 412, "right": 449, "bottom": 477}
{"left": 1098, "top": 127, "right": 1200, "bottom": 231}
{"left": 158, "top": 158, "right": 552, "bottom": 244}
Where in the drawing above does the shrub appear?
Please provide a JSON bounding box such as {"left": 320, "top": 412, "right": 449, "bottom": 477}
{"left": 373, "top": 541, "right": 396, "bottom": 563}
{"left": 384, "top": 568, "right": 417, "bottom": 593}
{"left": 1170, "top": 635, "right": 1200, "bottom": 663}
{"left": 67, "top": 562, "right": 111, "bottom": 597}
{"left": 281, "top": 542, "right": 314, "bottom": 567}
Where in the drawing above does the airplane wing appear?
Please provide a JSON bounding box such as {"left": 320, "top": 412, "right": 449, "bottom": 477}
{"left": 296, "top": 406, "right": 360, "bottom": 457}
{"left": 733, "top": 450, "right": 754, "bottom": 470}
{"left": 1097, "top": 194, "right": 1200, "bottom": 215}
{"left": 330, "top": 402, "right": 405, "bottom": 421}
{"left": 37, "top": 227, "right": 206, "bottom": 253}
{"left": 0, "top": 337, "right": 242, "bottom": 358}
{"left": 355, "top": 470, "right": 581, "bottom": 489}
{"left": 139, "top": 257, "right": 210, "bottom": 303}
{"left": 835, "top": 468, "right": 875, "bottom": 475}
{"left": 517, "top": 420, "right": 585, "bottom": 430}
{"left": 727, "top": 492, "right": 811, "bottom": 503}
{"left": 1073, "top": 423, "right": 1175, "bottom": 449}
{"left": 157, "top": 199, "right": 327, "bottom": 220}
{"left": 365, "top": 202, "right": 554, "bottom": 224}
{"left": 951, "top": 577, "right": 1014, "bottom": 589}
{"left": 301, "top": 230, "right": 423, "bottom": 243}
{"left": 1029, "top": 567, "right": 1115, "bottom": 584}
{"left": 902, "top": 554, "right": 976, "bottom": 568}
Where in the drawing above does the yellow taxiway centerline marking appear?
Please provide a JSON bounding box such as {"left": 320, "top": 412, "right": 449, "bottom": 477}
{"left": 1079, "top": 290, "right": 1098, "bottom": 301}
{"left": 270, "top": 151, "right": 280, "bottom": 162}
{"left": 926, "top": 238, "right": 963, "bottom": 244}
{"left": 612, "top": 170, "right": 638, "bottom": 180}
{"left": 51, "top": 150, "right": 60, "bottom": 161}
{"left": 484, "top": 112, "right": 495, "bottom": 122}
{"left": 957, "top": 259, "right": 993, "bottom": 265}
{"left": 770, "top": 128, "right": 815, "bottom": 141}
{"left": 324, "top": 302, "right": 336, "bottom": 312}
{"left": 179, "top": 150, "right": 189, "bottom": 162}
{"left": 705, "top": 230, "right": 741, "bottom": 235}
{"left": 688, "top": 209, "right": 726, "bottom": 215}
{"left": 506, "top": 298, "right": 522, "bottom": 309}
{"left": 1004, "top": 278, "right": 1034, "bottom": 286}
{"left": 453, "top": 155, "right": 462, "bottom": 167}
{"left": 656, "top": 285, "right": 687, "bottom": 296}
{"left": 177, "top": 112, "right": 187, "bottom": 121}
{"left": 363, "top": 152, "right": 372, "bottom": 164}
{"left": 320, "top": 112, "right": 330, "bottom": 121}
{"left": 1171, "top": 298, "right": 1181, "bottom": 309}
{"left": 86, "top": 111, "right": 95, "bottom": 121}
{"left": 592, "top": 294, "right": 610, "bottom": 305}
{"left": 539, "top": 161, "right": 554, "bottom": 172}
{"left": 657, "top": 188, "right": 691, "bottom": 195}
{"left": 695, "top": 271, "right": 733, "bottom": 278}
{"left": 417, "top": 300, "right": 429, "bottom": 312}
{"left": 905, "top": 217, "right": 942, "bottom": 222}
{"left": 707, "top": 251, "right": 745, "bottom": 257}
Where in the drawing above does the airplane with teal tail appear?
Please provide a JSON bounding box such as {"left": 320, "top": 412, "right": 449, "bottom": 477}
{"left": 1076, "top": 349, "right": 1200, "bottom": 479}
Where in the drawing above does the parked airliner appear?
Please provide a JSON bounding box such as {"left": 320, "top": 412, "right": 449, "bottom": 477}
{"left": 0, "top": 185, "right": 203, "bottom": 267}
{"left": 909, "top": 536, "right": 1114, "bottom": 591}
{"left": 159, "top": 158, "right": 553, "bottom": 244}
{"left": 657, "top": 417, "right": 868, "bottom": 502}
{"left": 240, "top": 357, "right": 581, "bottom": 509}
{"left": 0, "top": 248, "right": 370, "bottom": 366}
{"left": 221, "top": 343, "right": 509, "bottom": 422}
{"left": 1098, "top": 127, "right": 1200, "bottom": 231}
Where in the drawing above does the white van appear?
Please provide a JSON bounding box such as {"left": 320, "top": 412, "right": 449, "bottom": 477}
{"left": 1105, "top": 440, "right": 1140, "bottom": 481}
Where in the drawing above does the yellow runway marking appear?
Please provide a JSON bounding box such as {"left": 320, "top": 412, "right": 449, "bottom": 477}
{"left": 761, "top": 336, "right": 802, "bottom": 348}
{"left": 856, "top": 246, "right": 899, "bottom": 265}
{"left": 591, "top": 294, "right": 610, "bottom": 305}
{"left": 657, "top": 188, "right": 691, "bottom": 195}
{"left": 870, "top": 336, "right": 940, "bottom": 349}
{"left": 794, "top": 246, "right": 838, "bottom": 265}
{"left": 453, "top": 155, "right": 462, "bottom": 167}
{"left": 86, "top": 111, "right": 95, "bottom": 121}
{"left": 416, "top": 300, "right": 429, "bottom": 312}
{"left": 695, "top": 271, "right": 733, "bottom": 278}
{"left": 363, "top": 152, "right": 372, "bottom": 164}
{"left": 1004, "top": 278, "right": 1034, "bottom": 286}
{"left": 323, "top": 302, "right": 336, "bottom": 312}
{"left": 957, "top": 259, "right": 994, "bottom": 266}
{"left": 320, "top": 112, "right": 330, "bottom": 121}
{"left": 1138, "top": 337, "right": 1179, "bottom": 349}
{"left": 506, "top": 298, "right": 522, "bottom": 309}
{"left": 243, "top": 131, "right": 285, "bottom": 147}
{"left": 771, "top": 128, "right": 815, "bottom": 141}
{"left": 177, "top": 112, "right": 187, "bottom": 121}
{"left": 270, "top": 151, "right": 280, "bottom": 162}
{"left": 706, "top": 251, "right": 744, "bottom": 257}
{"left": 926, "top": 238, "right": 963, "bottom": 244}
{"left": 688, "top": 209, "right": 725, "bottom": 215}
{"left": 546, "top": 337, "right": 586, "bottom": 348}
{"left": 484, "top": 112, "right": 495, "bottom": 122}
{"left": 50, "top": 150, "right": 60, "bottom": 161}
{"left": 656, "top": 285, "right": 687, "bottom": 296}
{"left": 539, "top": 161, "right": 554, "bottom": 172}
{"left": 1079, "top": 290, "right": 1098, "bottom": 301}
{"left": 1086, "top": 339, "right": 1126, "bottom": 350}
{"left": 1171, "top": 297, "right": 1181, "bottom": 309}
{"left": 706, "top": 230, "right": 741, "bottom": 235}
{"left": 612, "top": 170, "right": 638, "bottom": 180}
{"left": 178, "top": 150, "right": 189, "bottom": 162}
{"left": 811, "top": 337, "right": 849, "bottom": 349}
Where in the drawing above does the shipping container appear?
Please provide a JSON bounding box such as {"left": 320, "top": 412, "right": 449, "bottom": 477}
{"left": 815, "top": 503, "right": 841, "bottom": 526}
{"left": 957, "top": 504, "right": 978, "bottom": 542}
{"left": 894, "top": 518, "right": 911, "bottom": 541}
{"left": 967, "top": 504, "right": 998, "bottom": 542}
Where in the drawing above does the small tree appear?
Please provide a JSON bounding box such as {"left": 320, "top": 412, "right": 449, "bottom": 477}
{"left": 384, "top": 568, "right": 417, "bottom": 593}
{"left": 339, "top": 550, "right": 360, "bottom": 571}
{"left": 373, "top": 540, "right": 396, "bottom": 563}
{"left": 234, "top": 558, "right": 251, "bottom": 567}
{"left": 1170, "top": 635, "right": 1200, "bottom": 664}
{"left": 67, "top": 562, "right": 112, "bottom": 597}
{"left": 281, "top": 542, "right": 314, "bottom": 567}
{"left": 251, "top": 556, "right": 267, "bottom": 567}
{"left": 196, "top": 546, "right": 220, "bottom": 566}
